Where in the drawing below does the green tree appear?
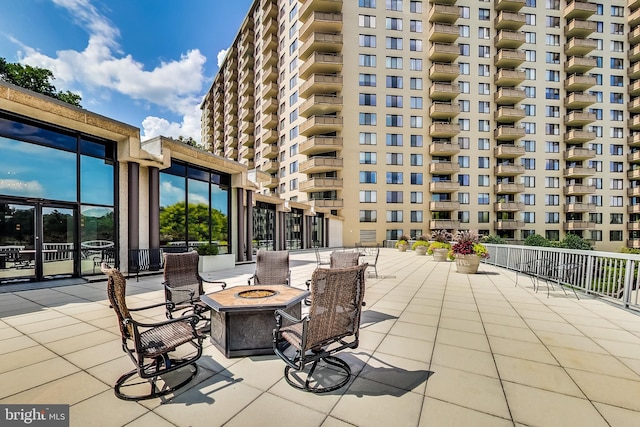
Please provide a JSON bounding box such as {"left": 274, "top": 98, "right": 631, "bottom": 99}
{"left": 0, "top": 57, "right": 82, "bottom": 107}
{"left": 560, "top": 233, "right": 592, "bottom": 250}
{"left": 524, "top": 233, "right": 549, "bottom": 247}
{"left": 159, "top": 201, "right": 227, "bottom": 244}
{"left": 176, "top": 136, "right": 198, "bottom": 147}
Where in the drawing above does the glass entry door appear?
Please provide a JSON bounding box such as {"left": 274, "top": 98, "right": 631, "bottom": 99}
{"left": 0, "top": 201, "right": 77, "bottom": 283}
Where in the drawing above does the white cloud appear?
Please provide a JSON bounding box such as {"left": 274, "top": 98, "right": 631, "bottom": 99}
{"left": 217, "top": 49, "right": 228, "bottom": 68}
{"left": 14, "top": 0, "right": 208, "bottom": 142}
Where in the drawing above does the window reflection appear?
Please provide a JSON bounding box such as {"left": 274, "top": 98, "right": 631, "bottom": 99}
{"left": 0, "top": 137, "right": 77, "bottom": 201}
{"left": 81, "top": 155, "right": 114, "bottom": 205}
{"left": 285, "top": 209, "right": 303, "bottom": 249}
{"left": 253, "top": 202, "right": 276, "bottom": 252}
{"left": 160, "top": 174, "right": 186, "bottom": 246}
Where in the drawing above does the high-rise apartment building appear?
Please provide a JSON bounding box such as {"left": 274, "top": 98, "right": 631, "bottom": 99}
{"left": 202, "top": 0, "right": 640, "bottom": 252}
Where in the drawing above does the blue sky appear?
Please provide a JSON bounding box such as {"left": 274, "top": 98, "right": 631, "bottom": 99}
{"left": 0, "top": 0, "right": 254, "bottom": 142}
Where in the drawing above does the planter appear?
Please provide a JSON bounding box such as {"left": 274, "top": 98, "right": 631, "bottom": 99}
{"left": 415, "top": 245, "right": 428, "bottom": 256}
{"left": 397, "top": 244, "right": 408, "bottom": 252}
{"left": 455, "top": 254, "right": 481, "bottom": 274}
{"left": 198, "top": 254, "right": 235, "bottom": 273}
{"left": 432, "top": 248, "right": 449, "bottom": 262}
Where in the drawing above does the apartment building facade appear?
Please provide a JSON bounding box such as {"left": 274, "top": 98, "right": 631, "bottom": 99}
{"left": 202, "top": 0, "right": 640, "bottom": 252}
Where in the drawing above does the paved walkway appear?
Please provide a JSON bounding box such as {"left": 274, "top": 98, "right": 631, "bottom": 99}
{"left": 1, "top": 249, "right": 640, "bottom": 426}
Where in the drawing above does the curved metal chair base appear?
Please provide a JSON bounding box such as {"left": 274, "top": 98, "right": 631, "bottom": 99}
{"left": 114, "top": 361, "right": 198, "bottom": 401}
{"left": 284, "top": 356, "right": 351, "bottom": 393}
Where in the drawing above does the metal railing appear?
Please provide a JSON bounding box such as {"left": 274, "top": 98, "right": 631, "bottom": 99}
{"left": 484, "top": 244, "right": 640, "bottom": 312}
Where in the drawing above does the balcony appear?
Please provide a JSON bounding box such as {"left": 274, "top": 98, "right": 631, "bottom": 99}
{"left": 299, "top": 73, "right": 343, "bottom": 98}
{"left": 564, "top": 147, "right": 597, "bottom": 161}
{"left": 224, "top": 147, "right": 238, "bottom": 159}
{"left": 564, "top": 184, "right": 597, "bottom": 196}
{"left": 564, "top": 1, "right": 597, "bottom": 20}
{"left": 630, "top": 6, "right": 640, "bottom": 27}
{"left": 428, "top": 23, "right": 459, "bottom": 43}
{"left": 429, "top": 142, "right": 460, "bottom": 156}
{"left": 261, "top": 144, "right": 279, "bottom": 160}
{"left": 629, "top": 62, "right": 640, "bottom": 80}
{"left": 239, "top": 81, "right": 253, "bottom": 96}
{"left": 429, "top": 220, "right": 461, "bottom": 229}
{"left": 299, "top": 32, "right": 343, "bottom": 60}
{"left": 563, "top": 221, "right": 596, "bottom": 231}
{"left": 564, "top": 19, "right": 597, "bottom": 38}
{"left": 628, "top": 238, "right": 640, "bottom": 248}
{"left": 308, "top": 198, "right": 343, "bottom": 209}
{"left": 627, "top": 98, "right": 640, "bottom": 113}
{"left": 261, "top": 159, "right": 279, "bottom": 173}
{"left": 262, "top": 97, "right": 278, "bottom": 113}
{"left": 299, "top": 94, "right": 343, "bottom": 118}
{"left": 428, "top": 4, "right": 459, "bottom": 24}
{"left": 564, "top": 74, "right": 597, "bottom": 92}
{"left": 429, "top": 63, "right": 459, "bottom": 81}
{"left": 564, "top": 203, "right": 597, "bottom": 213}
{"left": 261, "top": 66, "right": 278, "bottom": 84}
{"left": 494, "top": 202, "right": 525, "bottom": 212}
{"left": 429, "top": 181, "right": 460, "bottom": 193}
{"left": 495, "top": 220, "right": 525, "bottom": 230}
{"left": 263, "top": 48, "right": 278, "bottom": 66}
{"left": 630, "top": 186, "right": 640, "bottom": 196}
{"left": 495, "top": 0, "right": 526, "bottom": 11}
{"left": 494, "top": 144, "right": 525, "bottom": 158}
{"left": 299, "top": 0, "right": 343, "bottom": 20}
{"left": 429, "top": 122, "right": 461, "bottom": 138}
{"left": 494, "top": 183, "right": 525, "bottom": 193}
{"left": 263, "top": 0, "right": 277, "bottom": 18}
{"left": 630, "top": 133, "right": 640, "bottom": 146}
{"left": 630, "top": 204, "right": 640, "bottom": 214}
{"left": 262, "top": 82, "right": 277, "bottom": 98}
{"left": 430, "top": 201, "right": 460, "bottom": 211}
{"left": 261, "top": 33, "right": 278, "bottom": 54}
{"left": 630, "top": 80, "right": 640, "bottom": 96}
{"left": 494, "top": 126, "right": 525, "bottom": 140}
{"left": 428, "top": 43, "right": 460, "bottom": 62}
{"left": 299, "top": 178, "right": 343, "bottom": 192}
{"left": 494, "top": 163, "right": 526, "bottom": 176}
{"left": 429, "top": 82, "right": 460, "bottom": 101}
{"left": 240, "top": 95, "right": 254, "bottom": 108}
{"left": 239, "top": 147, "right": 254, "bottom": 160}
{"left": 494, "top": 11, "right": 526, "bottom": 30}
{"left": 630, "top": 44, "right": 640, "bottom": 63}
{"left": 564, "top": 56, "right": 597, "bottom": 74}
{"left": 629, "top": 151, "right": 640, "bottom": 163}
{"left": 564, "top": 92, "right": 597, "bottom": 108}
{"left": 494, "top": 69, "right": 526, "bottom": 87}
{"left": 429, "top": 103, "right": 460, "bottom": 119}
{"left": 299, "top": 115, "right": 343, "bottom": 136}
{"left": 299, "top": 156, "right": 343, "bottom": 174}
{"left": 629, "top": 25, "right": 640, "bottom": 45}
{"left": 494, "top": 49, "right": 526, "bottom": 68}
{"left": 264, "top": 175, "right": 278, "bottom": 188}
{"left": 299, "top": 12, "right": 343, "bottom": 41}
{"left": 564, "top": 37, "right": 597, "bottom": 56}
{"left": 239, "top": 133, "right": 254, "bottom": 147}
{"left": 429, "top": 162, "right": 460, "bottom": 174}
{"left": 494, "top": 30, "right": 526, "bottom": 49}
{"left": 261, "top": 113, "right": 278, "bottom": 129}
{"left": 628, "top": 221, "right": 640, "bottom": 230}
{"left": 299, "top": 136, "right": 343, "bottom": 155}
{"left": 629, "top": 115, "right": 640, "bottom": 131}
{"left": 494, "top": 87, "right": 526, "bottom": 104}
{"left": 564, "top": 111, "right": 597, "bottom": 126}
{"left": 629, "top": 169, "right": 640, "bottom": 180}
{"left": 239, "top": 120, "right": 253, "bottom": 135}
{"left": 262, "top": 129, "right": 278, "bottom": 144}
{"left": 494, "top": 106, "right": 525, "bottom": 123}
{"left": 299, "top": 53, "right": 343, "bottom": 78}
{"left": 564, "top": 129, "right": 596, "bottom": 143}
{"left": 563, "top": 166, "right": 596, "bottom": 177}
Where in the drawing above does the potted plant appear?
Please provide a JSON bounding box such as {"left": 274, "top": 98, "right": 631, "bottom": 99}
{"left": 428, "top": 229, "right": 452, "bottom": 261}
{"left": 412, "top": 235, "right": 430, "bottom": 256}
{"left": 448, "top": 230, "right": 489, "bottom": 274}
{"left": 395, "top": 234, "right": 410, "bottom": 252}
{"left": 195, "top": 243, "right": 235, "bottom": 272}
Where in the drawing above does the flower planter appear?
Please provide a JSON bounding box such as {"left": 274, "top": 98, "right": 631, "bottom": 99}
{"left": 432, "top": 248, "right": 449, "bottom": 262}
{"left": 397, "top": 244, "right": 408, "bottom": 252}
{"left": 455, "top": 254, "right": 481, "bottom": 274}
{"left": 198, "top": 254, "right": 235, "bottom": 273}
{"left": 415, "top": 246, "right": 428, "bottom": 256}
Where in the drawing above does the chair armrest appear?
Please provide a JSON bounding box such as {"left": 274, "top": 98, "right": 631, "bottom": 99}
{"left": 163, "top": 282, "right": 196, "bottom": 303}
{"left": 203, "top": 279, "right": 227, "bottom": 289}
{"left": 274, "top": 308, "right": 305, "bottom": 330}
{"left": 127, "top": 300, "right": 172, "bottom": 312}
{"left": 126, "top": 312, "right": 201, "bottom": 329}
{"left": 247, "top": 274, "right": 256, "bottom": 286}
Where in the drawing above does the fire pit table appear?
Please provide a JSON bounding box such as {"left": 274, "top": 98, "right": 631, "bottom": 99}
{"left": 200, "top": 284, "right": 309, "bottom": 358}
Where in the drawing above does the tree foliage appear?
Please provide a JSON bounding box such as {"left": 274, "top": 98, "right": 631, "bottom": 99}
{"left": 159, "top": 201, "right": 227, "bottom": 244}
{"left": 523, "top": 233, "right": 592, "bottom": 250}
{"left": 524, "top": 234, "right": 550, "bottom": 247}
{"left": 0, "top": 57, "right": 82, "bottom": 107}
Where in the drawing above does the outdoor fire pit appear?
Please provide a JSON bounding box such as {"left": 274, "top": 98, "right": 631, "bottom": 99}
{"left": 200, "top": 284, "right": 309, "bottom": 358}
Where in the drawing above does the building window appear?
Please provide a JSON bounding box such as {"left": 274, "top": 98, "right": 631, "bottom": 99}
{"left": 359, "top": 171, "right": 377, "bottom": 183}
{"left": 386, "top": 172, "right": 403, "bottom": 184}
{"left": 359, "top": 132, "right": 377, "bottom": 145}
{"left": 360, "top": 210, "right": 377, "bottom": 222}
{"left": 359, "top": 190, "right": 377, "bottom": 202}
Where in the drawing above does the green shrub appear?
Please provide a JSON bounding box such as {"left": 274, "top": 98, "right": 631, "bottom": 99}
{"left": 196, "top": 243, "right": 219, "bottom": 256}
{"left": 482, "top": 235, "right": 507, "bottom": 244}
{"left": 523, "top": 234, "right": 550, "bottom": 247}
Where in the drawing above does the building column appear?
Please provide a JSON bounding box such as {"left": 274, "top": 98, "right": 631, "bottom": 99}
{"left": 148, "top": 167, "right": 161, "bottom": 270}
{"left": 236, "top": 188, "right": 245, "bottom": 262}
{"left": 246, "top": 190, "right": 253, "bottom": 261}
{"left": 128, "top": 163, "right": 140, "bottom": 271}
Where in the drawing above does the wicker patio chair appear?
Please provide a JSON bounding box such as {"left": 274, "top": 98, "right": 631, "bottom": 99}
{"left": 101, "top": 263, "right": 203, "bottom": 401}
{"left": 329, "top": 250, "right": 361, "bottom": 268}
{"left": 163, "top": 251, "right": 227, "bottom": 326}
{"left": 248, "top": 249, "right": 291, "bottom": 286}
{"left": 273, "top": 263, "right": 368, "bottom": 393}
{"left": 314, "top": 247, "right": 330, "bottom": 268}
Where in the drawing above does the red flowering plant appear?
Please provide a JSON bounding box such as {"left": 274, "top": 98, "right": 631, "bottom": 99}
{"left": 448, "top": 230, "right": 490, "bottom": 260}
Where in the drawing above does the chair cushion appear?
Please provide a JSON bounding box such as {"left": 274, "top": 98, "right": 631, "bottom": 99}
{"left": 139, "top": 321, "right": 196, "bottom": 358}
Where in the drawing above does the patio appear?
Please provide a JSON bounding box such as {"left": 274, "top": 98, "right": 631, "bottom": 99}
{"left": 1, "top": 248, "right": 639, "bottom": 426}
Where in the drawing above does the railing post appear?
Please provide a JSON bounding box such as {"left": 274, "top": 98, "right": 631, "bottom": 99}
{"left": 585, "top": 255, "right": 594, "bottom": 295}
{"left": 623, "top": 259, "right": 633, "bottom": 308}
